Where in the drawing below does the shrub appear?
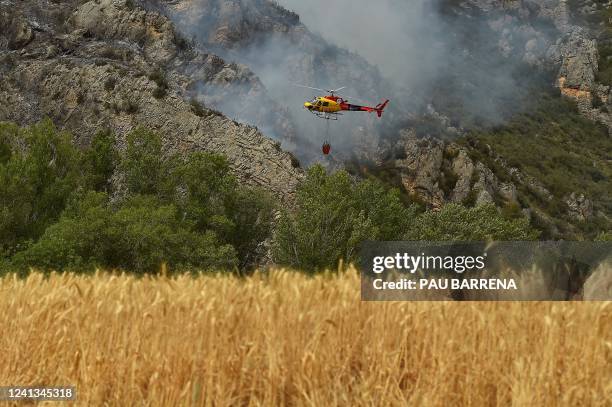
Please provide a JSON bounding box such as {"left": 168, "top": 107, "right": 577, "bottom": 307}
{"left": 190, "top": 98, "right": 206, "bottom": 117}
{"left": 118, "top": 129, "right": 274, "bottom": 270}
{"left": 82, "top": 130, "right": 118, "bottom": 192}
{"left": 119, "top": 128, "right": 172, "bottom": 196}
{"left": 152, "top": 86, "right": 167, "bottom": 99}
{"left": 14, "top": 192, "right": 239, "bottom": 273}
{"left": 273, "top": 165, "right": 417, "bottom": 272}
{"left": 405, "top": 203, "right": 540, "bottom": 241}
{"left": 149, "top": 69, "right": 169, "bottom": 99}
{"left": 104, "top": 77, "right": 117, "bottom": 92}
{"left": 0, "top": 119, "right": 82, "bottom": 254}
{"left": 106, "top": 195, "right": 237, "bottom": 272}
{"left": 2, "top": 122, "right": 274, "bottom": 273}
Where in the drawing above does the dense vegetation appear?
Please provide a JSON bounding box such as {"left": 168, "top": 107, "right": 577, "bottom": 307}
{"left": 0, "top": 120, "right": 273, "bottom": 273}
{"left": 0, "top": 120, "right": 539, "bottom": 274}
{"left": 273, "top": 166, "right": 537, "bottom": 272}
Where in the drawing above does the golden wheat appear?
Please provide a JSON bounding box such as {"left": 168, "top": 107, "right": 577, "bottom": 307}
{"left": 0, "top": 268, "right": 610, "bottom": 406}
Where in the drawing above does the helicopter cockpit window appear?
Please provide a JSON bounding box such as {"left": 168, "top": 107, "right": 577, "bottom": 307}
{"left": 322, "top": 101, "right": 329, "bottom": 107}
{"left": 311, "top": 98, "right": 318, "bottom": 104}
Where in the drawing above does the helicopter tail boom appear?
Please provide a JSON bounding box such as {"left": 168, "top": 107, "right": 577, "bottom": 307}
{"left": 344, "top": 99, "right": 390, "bottom": 117}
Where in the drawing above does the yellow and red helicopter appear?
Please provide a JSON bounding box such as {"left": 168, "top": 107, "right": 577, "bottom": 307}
{"left": 297, "top": 85, "right": 389, "bottom": 155}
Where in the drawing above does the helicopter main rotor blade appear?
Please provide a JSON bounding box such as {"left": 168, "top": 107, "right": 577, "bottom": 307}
{"left": 327, "top": 86, "right": 346, "bottom": 94}
{"left": 294, "top": 84, "right": 328, "bottom": 93}
{"left": 295, "top": 83, "right": 375, "bottom": 104}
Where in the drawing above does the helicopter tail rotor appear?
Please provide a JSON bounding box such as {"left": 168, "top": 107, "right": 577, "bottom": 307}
{"left": 375, "top": 100, "right": 390, "bottom": 117}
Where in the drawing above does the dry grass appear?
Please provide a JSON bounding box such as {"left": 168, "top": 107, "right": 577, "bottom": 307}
{"left": 0, "top": 268, "right": 610, "bottom": 406}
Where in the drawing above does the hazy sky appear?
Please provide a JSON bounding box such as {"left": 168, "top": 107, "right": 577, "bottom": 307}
{"left": 275, "top": 0, "right": 443, "bottom": 83}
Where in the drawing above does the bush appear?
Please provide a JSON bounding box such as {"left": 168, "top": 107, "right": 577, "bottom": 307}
{"left": 273, "top": 165, "right": 417, "bottom": 272}
{"left": 190, "top": 98, "right": 206, "bottom": 117}
{"left": 149, "top": 69, "right": 169, "bottom": 99}
{"left": 227, "top": 188, "right": 274, "bottom": 269}
{"left": 14, "top": 191, "right": 239, "bottom": 273}
{"left": 12, "top": 192, "right": 113, "bottom": 270}
{"left": 107, "top": 195, "right": 237, "bottom": 272}
{"left": 119, "top": 127, "right": 174, "bottom": 197}
{"left": 82, "top": 130, "right": 118, "bottom": 192}
{"left": 1, "top": 122, "right": 274, "bottom": 273}
{"left": 152, "top": 87, "right": 167, "bottom": 99}
{"left": 405, "top": 203, "right": 540, "bottom": 241}
{"left": 104, "top": 77, "right": 116, "bottom": 92}
{"left": 0, "top": 119, "right": 82, "bottom": 255}
{"left": 118, "top": 130, "right": 275, "bottom": 268}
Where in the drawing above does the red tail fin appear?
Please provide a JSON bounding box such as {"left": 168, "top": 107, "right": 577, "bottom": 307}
{"left": 375, "top": 100, "right": 389, "bottom": 118}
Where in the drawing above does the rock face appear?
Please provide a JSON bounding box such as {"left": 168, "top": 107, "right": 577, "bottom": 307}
{"left": 0, "top": 10, "right": 34, "bottom": 49}
{"left": 394, "top": 131, "right": 445, "bottom": 209}
{"left": 550, "top": 28, "right": 599, "bottom": 91}
{"left": 465, "top": 0, "right": 612, "bottom": 134}
{"left": 450, "top": 150, "right": 476, "bottom": 203}
{"left": 565, "top": 192, "right": 594, "bottom": 221}
{"left": 545, "top": 3, "right": 612, "bottom": 132}
{"left": 0, "top": 0, "right": 303, "bottom": 203}
{"left": 390, "top": 131, "right": 523, "bottom": 211}
{"left": 72, "top": 0, "right": 179, "bottom": 65}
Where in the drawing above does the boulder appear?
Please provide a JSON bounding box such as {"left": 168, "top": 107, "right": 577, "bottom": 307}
{"left": 0, "top": 11, "right": 34, "bottom": 50}
{"left": 565, "top": 192, "right": 594, "bottom": 221}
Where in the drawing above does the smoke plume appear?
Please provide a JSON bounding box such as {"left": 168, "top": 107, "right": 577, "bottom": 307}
{"left": 166, "top": 0, "right": 557, "bottom": 161}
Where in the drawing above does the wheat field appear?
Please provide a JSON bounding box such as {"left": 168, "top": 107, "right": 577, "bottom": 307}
{"left": 0, "top": 268, "right": 610, "bottom": 406}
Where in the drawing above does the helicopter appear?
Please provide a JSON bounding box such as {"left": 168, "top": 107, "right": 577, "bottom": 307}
{"left": 296, "top": 85, "right": 389, "bottom": 155}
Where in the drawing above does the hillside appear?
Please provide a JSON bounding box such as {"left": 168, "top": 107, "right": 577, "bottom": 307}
{"left": 1, "top": 0, "right": 611, "bottom": 266}
{"left": 156, "top": 0, "right": 612, "bottom": 238}
{"left": 0, "top": 0, "right": 303, "bottom": 202}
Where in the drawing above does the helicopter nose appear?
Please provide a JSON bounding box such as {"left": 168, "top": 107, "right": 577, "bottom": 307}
{"left": 304, "top": 102, "right": 312, "bottom": 109}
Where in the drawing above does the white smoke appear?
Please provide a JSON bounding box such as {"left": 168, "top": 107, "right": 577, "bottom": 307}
{"left": 275, "top": 0, "right": 445, "bottom": 90}
{"left": 164, "top": 0, "right": 557, "bottom": 161}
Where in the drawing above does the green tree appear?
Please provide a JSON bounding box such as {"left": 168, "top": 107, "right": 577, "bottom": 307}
{"left": 405, "top": 203, "right": 539, "bottom": 241}
{"left": 119, "top": 128, "right": 173, "bottom": 196}
{"left": 12, "top": 191, "right": 112, "bottom": 270}
{"left": 106, "top": 195, "right": 237, "bottom": 272}
{"left": 0, "top": 120, "right": 82, "bottom": 255}
{"left": 2, "top": 122, "right": 273, "bottom": 273}
{"left": 115, "top": 129, "right": 275, "bottom": 271}
{"left": 224, "top": 187, "right": 274, "bottom": 270}
{"left": 82, "top": 129, "right": 119, "bottom": 192}
{"left": 171, "top": 152, "right": 237, "bottom": 235}
{"left": 15, "top": 192, "right": 238, "bottom": 273}
{"left": 273, "top": 165, "right": 416, "bottom": 272}
{"left": 171, "top": 152, "right": 274, "bottom": 270}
